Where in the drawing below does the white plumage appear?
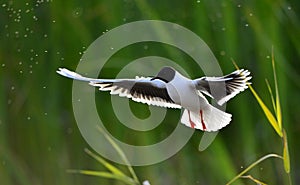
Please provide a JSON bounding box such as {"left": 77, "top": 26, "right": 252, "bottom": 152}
{"left": 57, "top": 66, "right": 251, "bottom": 131}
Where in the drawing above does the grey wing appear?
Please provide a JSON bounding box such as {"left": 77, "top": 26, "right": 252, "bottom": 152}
{"left": 194, "top": 69, "right": 251, "bottom": 105}
{"left": 57, "top": 68, "right": 181, "bottom": 109}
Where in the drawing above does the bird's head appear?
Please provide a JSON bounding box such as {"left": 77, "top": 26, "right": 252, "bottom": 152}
{"left": 151, "top": 66, "right": 176, "bottom": 83}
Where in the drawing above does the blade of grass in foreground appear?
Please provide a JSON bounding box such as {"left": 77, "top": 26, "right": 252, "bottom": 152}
{"left": 283, "top": 129, "right": 290, "bottom": 173}
{"left": 67, "top": 169, "right": 135, "bottom": 185}
{"left": 248, "top": 85, "right": 283, "bottom": 137}
{"left": 84, "top": 148, "right": 125, "bottom": 177}
{"left": 231, "top": 58, "right": 282, "bottom": 137}
{"left": 240, "top": 175, "right": 267, "bottom": 185}
{"left": 265, "top": 79, "right": 277, "bottom": 115}
{"left": 226, "top": 154, "right": 283, "bottom": 185}
{"left": 271, "top": 47, "right": 282, "bottom": 130}
{"left": 96, "top": 125, "right": 140, "bottom": 184}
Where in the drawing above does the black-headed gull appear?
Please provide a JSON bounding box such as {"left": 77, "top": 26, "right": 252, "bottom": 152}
{"left": 57, "top": 67, "right": 251, "bottom": 131}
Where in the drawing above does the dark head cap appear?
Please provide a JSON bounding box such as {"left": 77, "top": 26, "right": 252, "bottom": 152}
{"left": 151, "top": 66, "right": 176, "bottom": 83}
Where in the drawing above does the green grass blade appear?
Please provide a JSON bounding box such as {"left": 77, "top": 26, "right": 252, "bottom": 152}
{"left": 265, "top": 79, "right": 277, "bottom": 114}
{"left": 271, "top": 48, "right": 282, "bottom": 130}
{"left": 226, "top": 154, "right": 283, "bottom": 185}
{"left": 67, "top": 170, "right": 135, "bottom": 185}
{"left": 283, "top": 130, "right": 290, "bottom": 173}
{"left": 248, "top": 85, "right": 283, "bottom": 137}
{"left": 96, "top": 125, "right": 140, "bottom": 184}
{"left": 240, "top": 175, "right": 267, "bottom": 185}
{"left": 84, "top": 148, "right": 126, "bottom": 177}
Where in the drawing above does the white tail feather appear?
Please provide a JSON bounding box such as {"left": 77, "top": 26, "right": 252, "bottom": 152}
{"left": 181, "top": 105, "right": 232, "bottom": 131}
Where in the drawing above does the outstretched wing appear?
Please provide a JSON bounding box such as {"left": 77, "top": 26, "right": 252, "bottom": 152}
{"left": 57, "top": 68, "right": 181, "bottom": 109}
{"left": 194, "top": 69, "right": 251, "bottom": 105}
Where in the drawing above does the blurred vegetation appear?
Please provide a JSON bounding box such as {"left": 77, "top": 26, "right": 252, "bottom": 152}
{"left": 1, "top": 0, "right": 299, "bottom": 184}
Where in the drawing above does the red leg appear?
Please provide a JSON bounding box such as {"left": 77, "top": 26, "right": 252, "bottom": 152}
{"left": 188, "top": 110, "right": 196, "bottom": 129}
{"left": 200, "top": 110, "right": 207, "bottom": 130}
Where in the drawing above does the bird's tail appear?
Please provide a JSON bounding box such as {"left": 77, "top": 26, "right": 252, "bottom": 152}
{"left": 181, "top": 104, "right": 232, "bottom": 131}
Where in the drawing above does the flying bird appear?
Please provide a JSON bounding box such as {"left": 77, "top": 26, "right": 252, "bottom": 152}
{"left": 57, "top": 66, "right": 251, "bottom": 131}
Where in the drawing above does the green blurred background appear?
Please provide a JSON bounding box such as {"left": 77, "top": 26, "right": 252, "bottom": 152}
{"left": 1, "top": 0, "right": 299, "bottom": 184}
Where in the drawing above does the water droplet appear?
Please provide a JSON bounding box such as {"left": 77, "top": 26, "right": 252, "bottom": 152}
{"left": 1, "top": 64, "right": 5, "bottom": 67}
{"left": 20, "top": 70, "right": 23, "bottom": 74}
{"left": 44, "top": 34, "right": 48, "bottom": 38}
{"left": 2, "top": 3, "right": 7, "bottom": 7}
{"left": 196, "top": 0, "right": 201, "bottom": 3}
{"left": 287, "top": 6, "right": 291, "bottom": 10}
{"left": 60, "top": 57, "right": 64, "bottom": 61}
{"left": 44, "top": 112, "right": 48, "bottom": 115}
{"left": 221, "top": 27, "right": 226, "bottom": 31}
{"left": 72, "top": 7, "right": 83, "bottom": 18}
{"left": 19, "top": 61, "right": 22, "bottom": 65}
{"left": 266, "top": 55, "right": 270, "bottom": 59}
{"left": 43, "top": 86, "right": 46, "bottom": 89}
{"left": 110, "top": 47, "right": 114, "bottom": 50}
{"left": 220, "top": 51, "right": 226, "bottom": 56}
{"left": 7, "top": 99, "right": 12, "bottom": 105}
{"left": 44, "top": 50, "right": 48, "bottom": 53}
{"left": 27, "top": 116, "right": 31, "bottom": 120}
{"left": 237, "top": 4, "right": 241, "bottom": 8}
{"left": 241, "top": 166, "right": 244, "bottom": 169}
{"left": 249, "top": 13, "right": 253, "bottom": 16}
{"left": 11, "top": 86, "right": 15, "bottom": 90}
{"left": 245, "top": 24, "right": 249, "bottom": 27}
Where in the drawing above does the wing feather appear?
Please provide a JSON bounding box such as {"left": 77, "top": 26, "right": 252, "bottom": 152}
{"left": 90, "top": 78, "right": 181, "bottom": 108}
{"left": 194, "top": 69, "right": 251, "bottom": 105}
{"left": 57, "top": 68, "right": 181, "bottom": 108}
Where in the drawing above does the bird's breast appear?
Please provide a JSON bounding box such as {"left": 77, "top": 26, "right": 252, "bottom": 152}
{"left": 166, "top": 75, "right": 204, "bottom": 111}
